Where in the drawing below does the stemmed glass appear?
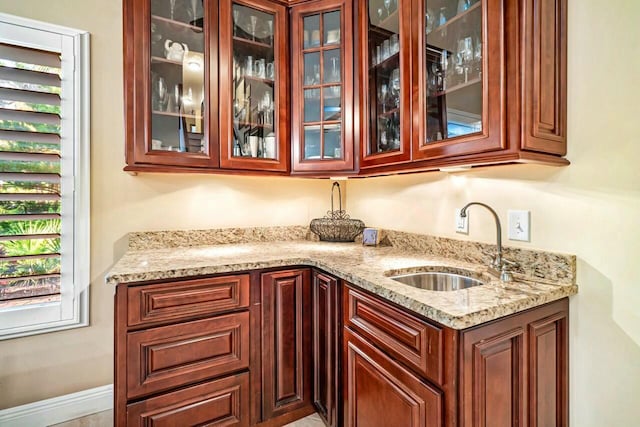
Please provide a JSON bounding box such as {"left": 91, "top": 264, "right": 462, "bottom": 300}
{"left": 390, "top": 68, "right": 400, "bottom": 108}
{"left": 384, "top": 0, "right": 392, "bottom": 17}
{"left": 233, "top": 9, "right": 240, "bottom": 36}
{"left": 250, "top": 15, "right": 258, "bottom": 41}
{"left": 267, "top": 20, "right": 273, "bottom": 45}
{"left": 169, "top": 0, "right": 176, "bottom": 20}
{"left": 190, "top": 0, "right": 198, "bottom": 23}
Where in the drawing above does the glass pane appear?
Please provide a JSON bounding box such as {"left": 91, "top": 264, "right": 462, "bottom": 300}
{"left": 323, "top": 124, "right": 342, "bottom": 159}
{"left": 304, "top": 89, "right": 321, "bottom": 122}
{"left": 303, "top": 14, "right": 321, "bottom": 49}
{"left": 425, "top": 0, "right": 483, "bottom": 143}
{"left": 231, "top": 4, "right": 276, "bottom": 158}
{"left": 323, "top": 11, "right": 341, "bottom": 46}
{"left": 323, "top": 86, "right": 342, "bottom": 121}
{"left": 304, "top": 52, "right": 321, "bottom": 86}
{"left": 323, "top": 49, "right": 341, "bottom": 84}
{"left": 303, "top": 125, "right": 321, "bottom": 159}
{"left": 150, "top": 0, "right": 205, "bottom": 153}
{"left": 367, "top": 0, "right": 401, "bottom": 155}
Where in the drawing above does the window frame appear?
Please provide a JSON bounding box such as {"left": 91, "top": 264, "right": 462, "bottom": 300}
{"left": 0, "top": 13, "right": 90, "bottom": 340}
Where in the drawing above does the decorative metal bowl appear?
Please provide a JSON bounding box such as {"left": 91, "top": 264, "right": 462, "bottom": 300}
{"left": 310, "top": 182, "right": 365, "bottom": 242}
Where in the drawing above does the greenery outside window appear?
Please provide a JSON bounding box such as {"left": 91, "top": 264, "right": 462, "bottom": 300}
{"left": 0, "top": 14, "right": 90, "bottom": 339}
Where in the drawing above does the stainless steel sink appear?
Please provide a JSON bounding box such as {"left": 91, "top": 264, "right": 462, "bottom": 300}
{"left": 390, "top": 272, "right": 486, "bottom": 291}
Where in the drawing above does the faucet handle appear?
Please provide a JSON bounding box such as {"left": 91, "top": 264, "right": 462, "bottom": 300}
{"left": 499, "top": 258, "right": 519, "bottom": 282}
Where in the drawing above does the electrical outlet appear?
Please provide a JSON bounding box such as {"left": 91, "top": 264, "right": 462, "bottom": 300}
{"left": 455, "top": 208, "right": 468, "bottom": 234}
{"left": 508, "top": 210, "right": 530, "bottom": 242}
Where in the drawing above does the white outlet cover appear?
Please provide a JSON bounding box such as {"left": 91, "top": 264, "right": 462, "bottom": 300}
{"left": 508, "top": 210, "right": 530, "bottom": 242}
{"left": 455, "top": 208, "right": 469, "bottom": 234}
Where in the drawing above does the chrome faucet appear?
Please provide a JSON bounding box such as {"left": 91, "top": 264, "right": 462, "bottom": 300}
{"left": 459, "top": 202, "right": 517, "bottom": 282}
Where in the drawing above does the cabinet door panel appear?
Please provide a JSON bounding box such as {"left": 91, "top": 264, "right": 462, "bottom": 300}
{"left": 522, "top": 0, "right": 567, "bottom": 155}
{"left": 124, "top": 0, "right": 219, "bottom": 168}
{"left": 359, "top": 0, "right": 413, "bottom": 168}
{"left": 219, "top": 0, "right": 289, "bottom": 171}
{"left": 313, "top": 271, "right": 340, "bottom": 426}
{"left": 127, "top": 373, "right": 250, "bottom": 427}
{"left": 291, "top": 0, "right": 356, "bottom": 173}
{"left": 344, "top": 328, "right": 442, "bottom": 427}
{"left": 261, "top": 269, "right": 313, "bottom": 419}
{"left": 412, "top": 0, "right": 505, "bottom": 161}
{"left": 528, "top": 312, "right": 568, "bottom": 427}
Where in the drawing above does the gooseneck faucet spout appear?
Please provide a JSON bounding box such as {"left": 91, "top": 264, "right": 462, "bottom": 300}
{"left": 459, "top": 202, "right": 507, "bottom": 277}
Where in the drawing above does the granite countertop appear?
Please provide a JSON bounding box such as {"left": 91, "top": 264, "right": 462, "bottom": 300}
{"left": 106, "top": 228, "right": 577, "bottom": 329}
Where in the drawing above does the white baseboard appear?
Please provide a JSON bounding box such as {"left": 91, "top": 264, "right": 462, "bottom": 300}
{"left": 0, "top": 384, "right": 113, "bottom": 427}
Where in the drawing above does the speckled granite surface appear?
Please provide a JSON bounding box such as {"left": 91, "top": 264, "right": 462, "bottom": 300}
{"left": 108, "top": 227, "right": 577, "bottom": 330}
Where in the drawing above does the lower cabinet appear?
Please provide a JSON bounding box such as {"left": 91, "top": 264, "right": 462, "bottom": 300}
{"left": 261, "top": 269, "right": 313, "bottom": 420}
{"left": 459, "top": 299, "right": 569, "bottom": 427}
{"left": 115, "top": 269, "right": 568, "bottom": 427}
{"left": 312, "top": 271, "right": 340, "bottom": 427}
{"left": 343, "top": 328, "right": 443, "bottom": 427}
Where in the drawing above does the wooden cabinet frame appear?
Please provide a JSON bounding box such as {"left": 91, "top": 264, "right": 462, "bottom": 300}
{"left": 291, "top": 0, "right": 356, "bottom": 174}
{"left": 123, "top": 0, "right": 219, "bottom": 169}
{"left": 219, "top": 0, "right": 290, "bottom": 172}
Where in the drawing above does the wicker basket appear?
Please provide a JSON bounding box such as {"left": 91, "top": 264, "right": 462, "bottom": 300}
{"left": 310, "top": 182, "right": 365, "bottom": 242}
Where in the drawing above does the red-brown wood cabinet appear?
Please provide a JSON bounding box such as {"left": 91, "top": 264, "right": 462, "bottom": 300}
{"left": 123, "top": 0, "right": 567, "bottom": 176}
{"left": 115, "top": 267, "right": 569, "bottom": 426}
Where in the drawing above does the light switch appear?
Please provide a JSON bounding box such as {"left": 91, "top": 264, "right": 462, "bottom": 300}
{"left": 508, "top": 210, "right": 530, "bottom": 242}
{"left": 455, "top": 208, "right": 468, "bottom": 234}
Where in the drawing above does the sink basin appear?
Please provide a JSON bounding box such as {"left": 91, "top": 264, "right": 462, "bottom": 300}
{"left": 390, "top": 272, "right": 486, "bottom": 291}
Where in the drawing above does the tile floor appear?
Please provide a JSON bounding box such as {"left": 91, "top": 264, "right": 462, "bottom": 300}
{"left": 49, "top": 410, "right": 323, "bottom": 426}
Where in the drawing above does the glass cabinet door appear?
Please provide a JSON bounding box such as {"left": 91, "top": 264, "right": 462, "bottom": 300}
{"left": 219, "top": 0, "right": 288, "bottom": 171}
{"left": 424, "top": 0, "right": 482, "bottom": 143}
{"left": 361, "top": 0, "right": 412, "bottom": 167}
{"left": 149, "top": 0, "right": 207, "bottom": 155}
{"left": 292, "top": 0, "right": 354, "bottom": 173}
{"left": 414, "top": 0, "right": 503, "bottom": 159}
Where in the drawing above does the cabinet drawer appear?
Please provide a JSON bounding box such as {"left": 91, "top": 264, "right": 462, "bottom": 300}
{"left": 343, "top": 286, "right": 443, "bottom": 385}
{"left": 127, "top": 312, "right": 249, "bottom": 399}
{"left": 127, "top": 275, "right": 250, "bottom": 327}
{"left": 127, "top": 372, "right": 250, "bottom": 427}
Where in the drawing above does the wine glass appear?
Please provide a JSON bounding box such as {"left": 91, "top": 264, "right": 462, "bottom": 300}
{"left": 390, "top": 68, "right": 400, "bottom": 107}
{"left": 330, "top": 56, "right": 340, "bottom": 82}
{"left": 169, "top": 0, "right": 176, "bottom": 20}
{"left": 267, "top": 20, "right": 273, "bottom": 45}
{"left": 379, "top": 84, "right": 389, "bottom": 113}
{"left": 384, "top": 0, "right": 392, "bottom": 17}
{"left": 190, "top": 0, "right": 198, "bottom": 23}
{"left": 249, "top": 15, "right": 258, "bottom": 41}
{"left": 233, "top": 9, "right": 240, "bottom": 36}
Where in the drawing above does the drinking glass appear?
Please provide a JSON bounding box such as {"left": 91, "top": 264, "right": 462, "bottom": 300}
{"left": 457, "top": 0, "right": 471, "bottom": 14}
{"left": 384, "top": 0, "right": 392, "bottom": 17}
{"left": 169, "top": 0, "right": 176, "bottom": 20}
{"left": 250, "top": 15, "right": 258, "bottom": 41}
{"left": 233, "top": 9, "right": 240, "bottom": 36}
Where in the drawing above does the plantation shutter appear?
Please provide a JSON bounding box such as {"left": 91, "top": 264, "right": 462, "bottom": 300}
{"left": 0, "top": 43, "right": 63, "bottom": 306}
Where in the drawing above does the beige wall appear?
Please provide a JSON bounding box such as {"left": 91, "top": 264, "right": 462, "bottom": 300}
{"left": 0, "top": 0, "right": 638, "bottom": 425}
{"left": 0, "top": 0, "right": 332, "bottom": 409}
{"left": 346, "top": 0, "right": 640, "bottom": 425}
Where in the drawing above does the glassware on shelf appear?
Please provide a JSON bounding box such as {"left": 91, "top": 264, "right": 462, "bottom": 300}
{"left": 457, "top": 0, "right": 471, "bottom": 14}
{"left": 438, "top": 7, "right": 447, "bottom": 27}
{"left": 233, "top": 9, "right": 240, "bottom": 36}
{"left": 169, "top": 0, "right": 176, "bottom": 20}
{"left": 384, "top": 0, "right": 392, "bottom": 17}
{"left": 389, "top": 68, "right": 400, "bottom": 107}
{"left": 249, "top": 15, "right": 258, "bottom": 41}
{"left": 425, "top": 8, "right": 435, "bottom": 34}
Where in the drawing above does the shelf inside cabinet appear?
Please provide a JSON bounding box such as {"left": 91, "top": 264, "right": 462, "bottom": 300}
{"left": 373, "top": 7, "right": 399, "bottom": 31}
{"left": 377, "top": 107, "right": 399, "bottom": 117}
{"left": 432, "top": 77, "right": 481, "bottom": 97}
{"left": 151, "top": 14, "right": 204, "bottom": 32}
{"left": 426, "top": 2, "right": 481, "bottom": 52}
{"left": 153, "top": 110, "right": 201, "bottom": 120}
{"left": 236, "top": 75, "right": 274, "bottom": 85}
{"left": 235, "top": 122, "right": 274, "bottom": 128}
{"left": 151, "top": 56, "right": 184, "bottom": 66}
{"left": 370, "top": 51, "right": 399, "bottom": 71}
{"left": 233, "top": 36, "right": 273, "bottom": 50}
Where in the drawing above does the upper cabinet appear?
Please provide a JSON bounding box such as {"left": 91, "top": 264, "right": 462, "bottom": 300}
{"left": 411, "top": 0, "right": 504, "bottom": 161}
{"left": 291, "top": 0, "right": 356, "bottom": 174}
{"left": 123, "top": 0, "right": 567, "bottom": 175}
{"left": 219, "top": 0, "right": 289, "bottom": 171}
{"left": 358, "top": 0, "right": 413, "bottom": 168}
